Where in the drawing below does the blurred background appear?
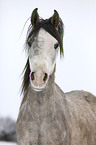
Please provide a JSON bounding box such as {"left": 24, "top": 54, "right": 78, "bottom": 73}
{"left": 0, "top": 0, "right": 96, "bottom": 120}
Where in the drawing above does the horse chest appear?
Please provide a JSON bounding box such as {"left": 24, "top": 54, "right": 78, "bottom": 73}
{"left": 17, "top": 100, "right": 66, "bottom": 145}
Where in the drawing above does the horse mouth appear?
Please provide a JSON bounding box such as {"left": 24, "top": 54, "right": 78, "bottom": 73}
{"left": 32, "top": 84, "right": 46, "bottom": 92}
{"left": 33, "top": 87, "right": 44, "bottom": 92}
{"left": 30, "top": 80, "right": 48, "bottom": 92}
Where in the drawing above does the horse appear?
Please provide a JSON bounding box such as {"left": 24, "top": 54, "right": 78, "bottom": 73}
{"left": 16, "top": 8, "right": 96, "bottom": 145}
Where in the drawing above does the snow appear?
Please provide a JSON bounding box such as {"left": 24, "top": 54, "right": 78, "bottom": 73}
{"left": 0, "top": 142, "right": 17, "bottom": 145}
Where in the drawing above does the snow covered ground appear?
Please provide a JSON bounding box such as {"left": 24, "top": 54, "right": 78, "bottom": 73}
{"left": 0, "top": 142, "right": 17, "bottom": 145}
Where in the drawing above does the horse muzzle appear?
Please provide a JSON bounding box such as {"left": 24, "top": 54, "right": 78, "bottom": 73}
{"left": 30, "top": 69, "right": 49, "bottom": 91}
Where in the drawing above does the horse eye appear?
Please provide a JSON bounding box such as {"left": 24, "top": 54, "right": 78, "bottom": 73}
{"left": 54, "top": 43, "right": 59, "bottom": 49}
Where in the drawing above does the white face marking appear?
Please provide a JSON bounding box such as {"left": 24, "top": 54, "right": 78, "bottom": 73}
{"left": 28, "top": 28, "right": 58, "bottom": 75}
{"left": 28, "top": 28, "right": 59, "bottom": 90}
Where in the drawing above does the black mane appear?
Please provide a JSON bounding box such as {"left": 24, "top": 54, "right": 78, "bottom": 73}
{"left": 21, "top": 14, "right": 64, "bottom": 96}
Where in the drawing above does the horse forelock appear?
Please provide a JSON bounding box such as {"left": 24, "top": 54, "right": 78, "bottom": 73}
{"left": 26, "top": 17, "right": 64, "bottom": 57}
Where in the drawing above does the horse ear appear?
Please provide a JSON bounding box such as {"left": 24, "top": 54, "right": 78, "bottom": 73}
{"left": 31, "top": 8, "right": 39, "bottom": 27}
{"left": 51, "top": 10, "right": 59, "bottom": 30}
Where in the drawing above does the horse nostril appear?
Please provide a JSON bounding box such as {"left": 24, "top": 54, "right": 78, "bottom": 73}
{"left": 43, "top": 73, "right": 48, "bottom": 82}
{"left": 31, "top": 72, "right": 35, "bottom": 80}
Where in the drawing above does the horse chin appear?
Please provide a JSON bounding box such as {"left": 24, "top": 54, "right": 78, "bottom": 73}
{"left": 31, "top": 82, "right": 47, "bottom": 92}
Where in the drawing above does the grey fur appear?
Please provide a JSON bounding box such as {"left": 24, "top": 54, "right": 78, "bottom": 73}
{"left": 17, "top": 71, "right": 96, "bottom": 145}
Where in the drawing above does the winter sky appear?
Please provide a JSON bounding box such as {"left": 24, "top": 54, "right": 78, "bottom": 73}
{"left": 0, "top": 0, "right": 96, "bottom": 120}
